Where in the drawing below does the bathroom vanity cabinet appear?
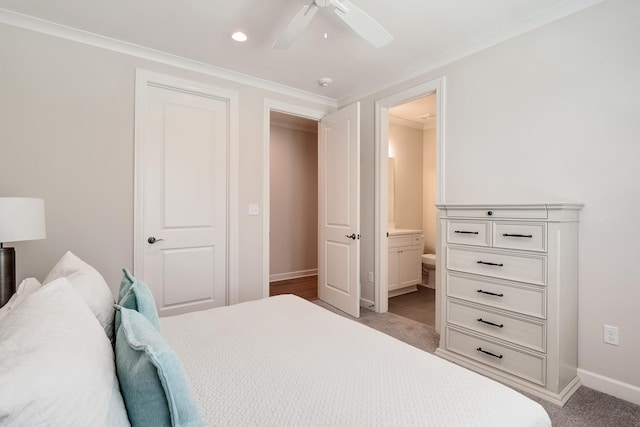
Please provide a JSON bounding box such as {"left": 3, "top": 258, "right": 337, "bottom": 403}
{"left": 388, "top": 230, "right": 423, "bottom": 297}
{"left": 435, "top": 203, "right": 582, "bottom": 406}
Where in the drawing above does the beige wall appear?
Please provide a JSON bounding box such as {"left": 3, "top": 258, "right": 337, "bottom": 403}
{"left": 388, "top": 123, "right": 423, "bottom": 230}
{"left": 351, "top": 0, "right": 640, "bottom": 396}
{"left": 269, "top": 123, "right": 318, "bottom": 279}
{"left": 0, "top": 23, "right": 332, "bottom": 302}
{"left": 422, "top": 128, "right": 436, "bottom": 254}
{"left": 388, "top": 122, "right": 437, "bottom": 254}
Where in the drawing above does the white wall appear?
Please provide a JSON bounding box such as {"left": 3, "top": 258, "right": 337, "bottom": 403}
{"left": 269, "top": 123, "right": 318, "bottom": 279}
{"left": 352, "top": 0, "right": 640, "bottom": 399}
{"left": 0, "top": 23, "right": 333, "bottom": 302}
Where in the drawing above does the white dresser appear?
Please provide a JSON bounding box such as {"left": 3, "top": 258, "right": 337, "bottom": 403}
{"left": 388, "top": 229, "right": 423, "bottom": 297}
{"left": 434, "top": 203, "right": 582, "bottom": 406}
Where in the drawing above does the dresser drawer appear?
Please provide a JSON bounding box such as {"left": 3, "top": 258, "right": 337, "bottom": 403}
{"left": 447, "top": 272, "right": 546, "bottom": 319}
{"left": 444, "top": 206, "right": 548, "bottom": 220}
{"left": 446, "top": 327, "right": 546, "bottom": 386}
{"left": 493, "top": 222, "right": 546, "bottom": 252}
{"left": 447, "top": 300, "right": 546, "bottom": 352}
{"left": 446, "top": 247, "right": 546, "bottom": 286}
{"left": 446, "top": 220, "right": 490, "bottom": 247}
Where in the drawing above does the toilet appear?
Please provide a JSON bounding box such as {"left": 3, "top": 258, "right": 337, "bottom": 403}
{"left": 421, "top": 253, "right": 436, "bottom": 289}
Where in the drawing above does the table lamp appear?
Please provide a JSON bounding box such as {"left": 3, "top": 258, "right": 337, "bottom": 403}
{"left": 0, "top": 197, "right": 46, "bottom": 306}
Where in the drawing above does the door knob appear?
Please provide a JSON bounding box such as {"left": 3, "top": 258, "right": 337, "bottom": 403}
{"left": 147, "top": 237, "right": 164, "bottom": 244}
{"left": 345, "top": 233, "right": 357, "bottom": 240}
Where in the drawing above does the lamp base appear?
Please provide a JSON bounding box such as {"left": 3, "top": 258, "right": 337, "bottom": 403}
{"left": 0, "top": 247, "right": 16, "bottom": 307}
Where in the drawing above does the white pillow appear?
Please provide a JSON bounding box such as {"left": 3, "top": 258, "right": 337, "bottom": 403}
{"left": 0, "top": 277, "right": 41, "bottom": 322}
{"left": 44, "top": 251, "right": 115, "bottom": 342}
{"left": 0, "top": 278, "right": 130, "bottom": 426}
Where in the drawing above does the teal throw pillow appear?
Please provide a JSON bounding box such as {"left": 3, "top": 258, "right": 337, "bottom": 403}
{"left": 118, "top": 268, "right": 135, "bottom": 303}
{"left": 115, "top": 306, "right": 203, "bottom": 427}
{"left": 115, "top": 271, "right": 160, "bottom": 333}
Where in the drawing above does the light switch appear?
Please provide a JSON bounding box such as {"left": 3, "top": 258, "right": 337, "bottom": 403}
{"left": 248, "top": 204, "right": 260, "bottom": 216}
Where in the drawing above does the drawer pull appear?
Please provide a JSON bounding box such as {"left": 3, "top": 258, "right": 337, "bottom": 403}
{"left": 476, "top": 289, "right": 504, "bottom": 297}
{"left": 477, "top": 347, "right": 503, "bottom": 359}
{"left": 477, "top": 318, "right": 504, "bottom": 328}
{"left": 454, "top": 230, "right": 479, "bottom": 235}
{"left": 502, "top": 233, "right": 533, "bottom": 238}
{"left": 477, "top": 260, "right": 504, "bottom": 267}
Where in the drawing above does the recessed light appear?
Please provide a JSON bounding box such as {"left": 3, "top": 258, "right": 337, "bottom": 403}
{"left": 231, "top": 31, "right": 248, "bottom": 42}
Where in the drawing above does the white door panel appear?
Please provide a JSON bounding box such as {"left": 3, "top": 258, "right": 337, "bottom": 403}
{"left": 162, "top": 247, "right": 216, "bottom": 305}
{"left": 318, "top": 103, "right": 360, "bottom": 318}
{"left": 137, "top": 79, "right": 228, "bottom": 317}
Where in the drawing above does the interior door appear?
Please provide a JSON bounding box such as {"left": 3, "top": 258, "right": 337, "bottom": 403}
{"left": 318, "top": 102, "right": 360, "bottom": 318}
{"left": 137, "top": 81, "right": 228, "bottom": 317}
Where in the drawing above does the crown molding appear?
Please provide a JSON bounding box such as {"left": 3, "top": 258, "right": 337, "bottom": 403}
{"left": 388, "top": 115, "right": 423, "bottom": 130}
{"left": 389, "top": 115, "right": 436, "bottom": 131}
{"left": 338, "top": 0, "right": 605, "bottom": 106}
{"left": 0, "top": 8, "right": 337, "bottom": 109}
{"left": 270, "top": 115, "right": 318, "bottom": 133}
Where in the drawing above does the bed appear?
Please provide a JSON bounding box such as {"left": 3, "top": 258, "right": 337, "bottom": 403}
{"left": 0, "top": 252, "right": 551, "bottom": 426}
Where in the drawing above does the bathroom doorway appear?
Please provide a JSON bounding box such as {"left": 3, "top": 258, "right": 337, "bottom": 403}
{"left": 374, "top": 77, "right": 445, "bottom": 333}
{"left": 386, "top": 94, "right": 438, "bottom": 327}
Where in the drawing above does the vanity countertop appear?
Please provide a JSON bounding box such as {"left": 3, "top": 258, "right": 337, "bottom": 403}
{"left": 388, "top": 228, "right": 423, "bottom": 236}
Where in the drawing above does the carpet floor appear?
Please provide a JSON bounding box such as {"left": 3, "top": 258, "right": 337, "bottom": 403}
{"left": 313, "top": 300, "right": 640, "bottom": 427}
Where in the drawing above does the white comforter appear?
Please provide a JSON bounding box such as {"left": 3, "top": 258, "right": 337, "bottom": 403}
{"left": 161, "top": 295, "right": 550, "bottom": 426}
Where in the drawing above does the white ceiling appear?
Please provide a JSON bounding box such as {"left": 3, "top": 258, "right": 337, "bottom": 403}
{"left": 390, "top": 95, "right": 437, "bottom": 129}
{"left": 0, "top": 0, "right": 600, "bottom": 102}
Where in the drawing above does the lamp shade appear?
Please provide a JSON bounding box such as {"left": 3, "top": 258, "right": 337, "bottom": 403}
{"left": 0, "top": 198, "right": 46, "bottom": 243}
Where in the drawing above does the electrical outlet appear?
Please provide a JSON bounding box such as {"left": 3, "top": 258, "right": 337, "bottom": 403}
{"left": 368, "top": 271, "right": 374, "bottom": 283}
{"left": 603, "top": 325, "right": 619, "bottom": 346}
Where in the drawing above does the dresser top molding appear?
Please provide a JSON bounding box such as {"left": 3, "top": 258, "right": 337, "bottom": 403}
{"left": 435, "top": 203, "right": 584, "bottom": 222}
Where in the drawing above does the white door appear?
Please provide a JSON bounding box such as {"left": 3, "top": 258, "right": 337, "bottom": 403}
{"left": 318, "top": 102, "right": 360, "bottom": 318}
{"left": 136, "top": 76, "right": 229, "bottom": 317}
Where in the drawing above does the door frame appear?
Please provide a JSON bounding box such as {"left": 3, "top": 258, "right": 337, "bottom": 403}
{"left": 262, "top": 100, "right": 334, "bottom": 298}
{"left": 134, "top": 69, "right": 240, "bottom": 305}
{"left": 374, "top": 77, "right": 446, "bottom": 331}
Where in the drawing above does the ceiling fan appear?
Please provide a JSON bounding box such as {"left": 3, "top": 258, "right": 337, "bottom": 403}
{"left": 273, "top": 0, "right": 393, "bottom": 49}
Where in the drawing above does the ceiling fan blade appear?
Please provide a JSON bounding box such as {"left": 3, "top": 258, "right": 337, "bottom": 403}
{"left": 334, "top": 0, "right": 393, "bottom": 48}
{"left": 273, "top": 4, "right": 319, "bottom": 49}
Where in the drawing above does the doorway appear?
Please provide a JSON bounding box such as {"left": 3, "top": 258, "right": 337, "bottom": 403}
{"left": 263, "top": 101, "right": 362, "bottom": 318}
{"left": 386, "top": 94, "right": 437, "bottom": 327}
{"left": 261, "top": 101, "right": 326, "bottom": 300}
{"left": 268, "top": 111, "right": 319, "bottom": 301}
{"left": 374, "top": 77, "right": 445, "bottom": 333}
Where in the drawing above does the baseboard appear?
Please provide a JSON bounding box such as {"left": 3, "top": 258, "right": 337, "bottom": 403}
{"left": 388, "top": 285, "right": 418, "bottom": 298}
{"left": 269, "top": 269, "right": 317, "bottom": 283}
{"left": 578, "top": 368, "right": 640, "bottom": 405}
{"left": 360, "top": 298, "right": 375, "bottom": 310}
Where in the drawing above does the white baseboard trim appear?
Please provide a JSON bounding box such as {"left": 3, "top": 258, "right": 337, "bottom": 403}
{"left": 578, "top": 368, "right": 640, "bottom": 405}
{"left": 360, "top": 298, "right": 375, "bottom": 310}
{"left": 269, "top": 269, "right": 317, "bottom": 283}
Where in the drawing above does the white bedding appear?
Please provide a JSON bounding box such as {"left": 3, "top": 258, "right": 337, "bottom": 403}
{"left": 161, "top": 295, "right": 550, "bottom": 426}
